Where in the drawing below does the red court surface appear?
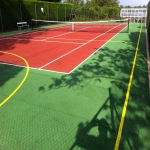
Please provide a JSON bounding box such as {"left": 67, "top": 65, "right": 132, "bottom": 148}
{"left": 0, "top": 24, "right": 127, "bottom": 74}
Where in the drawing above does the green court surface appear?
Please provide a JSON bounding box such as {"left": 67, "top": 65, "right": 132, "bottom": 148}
{"left": 0, "top": 23, "right": 150, "bottom": 150}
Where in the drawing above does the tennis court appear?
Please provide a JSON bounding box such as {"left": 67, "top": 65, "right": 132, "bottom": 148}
{"left": 0, "top": 21, "right": 150, "bottom": 150}
{"left": 0, "top": 20, "right": 128, "bottom": 74}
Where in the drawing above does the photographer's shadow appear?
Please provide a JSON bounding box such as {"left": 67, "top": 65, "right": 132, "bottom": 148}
{"left": 75, "top": 118, "right": 114, "bottom": 150}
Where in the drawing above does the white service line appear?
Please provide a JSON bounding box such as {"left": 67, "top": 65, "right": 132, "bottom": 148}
{"left": 39, "top": 24, "right": 121, "bottom": 69}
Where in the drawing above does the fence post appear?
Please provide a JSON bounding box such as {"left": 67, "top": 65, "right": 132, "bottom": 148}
{"left": 47, "top": 4, "right": 49, "bottom": 21}
{"left": 0, "top": 8, "right": 3, "bottom": 32}
{"left": 65, "top": 6, "right": 66, "bottom": 21}
{"left": 57, "top": 5, "right": 58, "bottom": 21}
{"left": 35, "top": 4, "right": 37, "bottom": 26}
{"left": 20, "top": 3, "right": 22, "bottom": 22}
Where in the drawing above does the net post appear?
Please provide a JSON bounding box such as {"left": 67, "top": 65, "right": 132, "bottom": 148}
{"left": 72, "top": 22, "right": 74, "bottom": 31}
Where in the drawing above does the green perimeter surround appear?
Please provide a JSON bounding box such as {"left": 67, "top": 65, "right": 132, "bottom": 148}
{"left": 0, "top": 23, "right": 149, "bottom": 150}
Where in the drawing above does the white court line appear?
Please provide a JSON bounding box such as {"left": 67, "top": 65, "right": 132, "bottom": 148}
{"left": 39, "top": 24, "right": 122, "bottom": 69}
{"left": 68, "top": 25, "right": 128, "bottom": 74}
{"left": 0, "top": 62, "right": 68, "bottom": 74}
{"left": 3, "top": 37, "right": 83, "bottom": 45}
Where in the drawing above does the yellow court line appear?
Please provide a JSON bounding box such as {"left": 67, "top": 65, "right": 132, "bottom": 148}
{"left": 0, "top": 51, "right": 29, "bottom": 107}
{"left": 114, "top": 24, "right": 143, "bottom": 150}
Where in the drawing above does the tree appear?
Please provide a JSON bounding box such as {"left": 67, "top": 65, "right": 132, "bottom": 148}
{"left": 125, "top": 5, "right": 131, "bottom": 8}
{"left": 111, "top": 0, "right": 119, "bottom": 7}
{"left": 89, "top": 0, "right": 119, "bottom": 7}
{"left": 91, "top": 0, "right": 110, "bottom": 7}
{"left": 120, "top": 5, "right": 124, "bottom": 8}
{"left": 41, "top": 0, "right": 61, "bottom": 2}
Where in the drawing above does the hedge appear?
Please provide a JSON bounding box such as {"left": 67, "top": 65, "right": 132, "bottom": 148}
{"left": 0, "top": 0, "right": 74, "bottom": 29}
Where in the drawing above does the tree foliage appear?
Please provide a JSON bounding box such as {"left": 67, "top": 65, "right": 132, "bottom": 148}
{"left": 64, "top": 0, "right": 120, "bottom": 20}
{"left": 41, "top": 0, "right": 61, "bottom": 2}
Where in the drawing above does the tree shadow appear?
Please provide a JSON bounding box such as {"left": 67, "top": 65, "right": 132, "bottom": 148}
{"left": 0, "top": 64, "right": 23, "bottom": 87}
{"left": 73, "top": 118, "right": 114, "bottom": 150}
{"left": 37, "top": 23, "right": 150, "bottom": 149}
{"left": 68, "top": 88, "right": 117, "bottom": 150}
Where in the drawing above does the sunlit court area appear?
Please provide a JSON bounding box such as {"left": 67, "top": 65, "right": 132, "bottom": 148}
{"left": 0, "top": 0, "right": 150, "bottom": 150}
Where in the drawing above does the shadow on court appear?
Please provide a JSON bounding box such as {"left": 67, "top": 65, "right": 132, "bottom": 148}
{"left": 68, "top": 88, "right": 118, "bottom": 150}
{"left": 38, "top": 24, "right": 150, "bottom": 150}
{"left": 0, "top": 65, "right": 23, "bottom": 87}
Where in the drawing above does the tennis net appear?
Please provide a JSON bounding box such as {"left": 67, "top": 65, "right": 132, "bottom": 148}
{"left": 31, "top": 19, "right": 129, "bottom": 33}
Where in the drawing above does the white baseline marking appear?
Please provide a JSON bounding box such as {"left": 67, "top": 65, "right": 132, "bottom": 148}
{"left": 0, "top": 62, "right": 68, "bottom": 74}
{"left": 39, "top": 24, "right": 121, "bottom": 69}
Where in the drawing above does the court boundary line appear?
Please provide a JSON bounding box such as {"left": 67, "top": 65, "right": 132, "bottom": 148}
{"left": 0, "top": 62, "right": 69, "bottom": 74}
{"left": 114, "top": 23, "right": 143, "bottom": 150}
{"left": 0, "top": 51, "right": 29, "bottom": 107}
{"left": 39, "top": 24, "right": 122, "bottom": 69}
{"left": 68, "top": 25, "right": 128, "bottom": 74}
